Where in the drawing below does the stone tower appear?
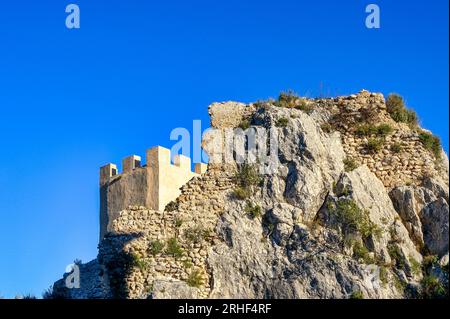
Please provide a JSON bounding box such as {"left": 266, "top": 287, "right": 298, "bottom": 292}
{"left": 99, "top": 146, "right": 207, "bottom": 240}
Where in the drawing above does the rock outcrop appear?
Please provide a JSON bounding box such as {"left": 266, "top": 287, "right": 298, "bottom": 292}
{"left": 51, "top": 90, "right": 449, "bottom": 299}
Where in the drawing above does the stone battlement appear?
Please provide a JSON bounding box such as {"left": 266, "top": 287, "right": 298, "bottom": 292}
{"left": 99, "top": 146, "right": 207, "bottom": 240}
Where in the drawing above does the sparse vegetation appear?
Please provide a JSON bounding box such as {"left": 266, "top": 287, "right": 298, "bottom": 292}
{"left": 350, "top": 290, "right": 364, "bottom": 299}
{"left": 421, "top": 275, "right": 447, "bottom": 299}
{"left": 131, "top": 253, "right": 149, "bottom": 271}
{"left": 379, "top": 265, "right": 389, "bottom": 286}
{"left": 233, "top": 164, "right": 262, "bottom": 200}
{"left": 174, "top": 218, "right": 183, "bottom": 228}
{"left": 238, "top": 119, "right": 251, "bottom": 130}
{"left": 294, "top": 100, "right": 314, "bottom": 113}
{"left": 233, "top": 186, "right": 251, "bottom": 200}
{"left": 422, "top": 255, "right": 439, "bottom": 268}
{"left": 235, "top": 164, "right": 262, "bottom": 189}
{"left": 182, "top": 259, "right": 193, "bottom": 269}
{"left": 352, "top": 241, "right": 375, "bottom": 264}
{"left": 366, "top": 138, "right": 384, "bottom": 154}
{"left": 184, "top": 225, "right": 210, "bottom": 245}
{"left": 376, "top": 124, "right": 394, "bottom": 137}
{"left": 42, "top": 286, "right": 61, "bottom": 299}
{"left": 390, "top": 142, "right": 402, "bottom": 153}
{"left": 253, "top": 100, "right": 271, "bottom": 109}
{"left": 387, "top": 244, "right": 406, "bottom": 269}
{"left": 149, "top": 240, "right": 164, "bottom": 256}
{"left": 356, "top": 123, "right": 393, "bottom": 138}
{"left": 329, "top": 199, "right": 382, "bottom": 240}
{"left": 343, "top": 157, "right": 358, "bottom": 172}
{"left": 386, "top": 94, "right": 418, "bottom": 127}
{"left": 418, "top": 130, "right": 442, "bottom": 159}
{"left": 274, "top": 90, "right": 299, "bottom": 108}
{"left": 186, "top": 269, "right": 204, "bottom": 288}
{"left": 276, "top": 117, "right": 289, "bottom": 127}
{"left": 393, "top": 273, "right": 407, "bottom": 294}
{"left": 245, "top": 202, "right": 262, "bottom": 219}
{"left": 165, "top": 201, "right": 179, "bottom": 212}
{"left": 408, "top": 256, "right": 421, "bottom": 276}
{"left": 320, "top": 122, "right": 333, "bottom": 133}
{"left": 166, "top": 237, "right": 184, "bottom": 258}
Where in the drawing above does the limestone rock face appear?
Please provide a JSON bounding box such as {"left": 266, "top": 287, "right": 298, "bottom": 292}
{"left": 51, "top": 91, "right": 449, "bottom": 299}
{"left": 390, "top": 177, "right": 449, "bottom": 258}
{"left": 255, "top": 106, "right": 345, "bottom": 224}
{"left": 422, "top": 198, "right": 449, "bottom": 257}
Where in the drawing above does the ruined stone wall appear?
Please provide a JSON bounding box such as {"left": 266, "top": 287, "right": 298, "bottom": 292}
{"left": 100, "top": 166, "right": 235, "bottom": 299}
{"left": 317, "top": 90, "right": 448, "bottom": 189}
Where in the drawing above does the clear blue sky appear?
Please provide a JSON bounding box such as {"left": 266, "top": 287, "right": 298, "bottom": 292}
{"left": 0, "top": 0, "right": 448, "bottom": 298}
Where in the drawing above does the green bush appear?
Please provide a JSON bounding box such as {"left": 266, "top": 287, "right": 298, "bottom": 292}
{"left": 388, "top": 244, "right": 406, "bottom": 269}
{"left": 149, "top": 240, "right": 164, "bottom": 256}
{"left": 238, "top": 119, "right": 251, "bottom": 130}
{"left": 182, "top": 259, "right": 193, "bottom": 269}
{"left": 320, "top": 122, "right": 333, "bottom": 133}
{"left": 233, "top": 187, "right": 251, "bottom": 200}
{"left": 350, "top": 291, "right": 364, "bottom": 299}
{"left": 352, "top": 241, "right": 375, "bottom": 264}
{"left": 376, "top": 124, "right": 394, "bottom": 137}
{"left": 252, "top": 100, "right": 270, "bottom": 109}
{"left": 235, "top": 164, "right": 262, "bottom": 189}
{"left": 274, "top": 90, "right": 299, "bottom": 108}
{"left": 294, "top": 100, "right": 314, "bottom": 113}
{"left": 330, "top": 199, "right": 382, "bottom": 239}
{"left": 276, "top": 117, "right": 289, "bottom": 127}
{"left": 386, "top": 94, "right": 418, "bottom": 127}
{"left": 149, "top": 240, "right": 165, "bottom": 256}
{"left": 131, "top": 253, "right": 149, "bottom": 271}
{"left": 343, "top": 158, "right": 358, "bottom": 172}
{"left": 186, "top": 269, "right": 204, "bottom": 288}
{"left": 366, "top": 138, "right": 384, "bottom": 154}
{"left": 409, "top": 256, "right": 422, "bottom": 276}
{"left": 233, "top": 164, "right": 262, "bottom": 200}
{"left": 184, "top": 225, "right": 209, "bottom": 245}
{"left": 166, "top": 238, "right": 184, "bottom": 258}
{"left": 418, "top": 131, "right": 442, "bottom": 159}
{"left": 356, "top": 124, "right": 377, "bottom": 137}
{"left": 245, "top": 202, "right": 262, "bottom": 219}
{"left": 356, "top": 124, "right": 393, "bottom": 137}
{"left": 379, "top": 266, "right": 389, "bottom": 286}
{"left": 421, "top": 275, "right": 448, "bottom": 299}
{"left": 390, "top": 142, "right": 402, "bottom": 153}
{"left": 422, "top": 255, "right": 439, "bottom": 270}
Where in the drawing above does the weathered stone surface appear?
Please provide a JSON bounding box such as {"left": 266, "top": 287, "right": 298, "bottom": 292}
{"left": 255, "top": 106, "right": 345, "bottom": 224}
{"left": 52, "top": 260, "right": 110, "bottom": 299}
{"left": 422, "top": 198, "right": 449, "bottom": 257}
{"left": 390, "top": 177, "right": 449, "bottom": 257}
{"left": 151, "top": 279, "right": 199, "bottom": 299}
{"left": 208, "top": 101, "right": 254, "bottom": 129}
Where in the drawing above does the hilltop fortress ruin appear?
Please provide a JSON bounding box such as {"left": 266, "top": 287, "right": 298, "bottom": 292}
{"left": 52, "top": 90, "right": 449, "bottom": 300}
{"left": 100, "top": 146, "right": 207, "bottom": 240}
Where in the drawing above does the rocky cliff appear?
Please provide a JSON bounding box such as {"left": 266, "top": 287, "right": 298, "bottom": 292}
{"left": 51, "top": 90, "right": 449, "bottom": 299}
